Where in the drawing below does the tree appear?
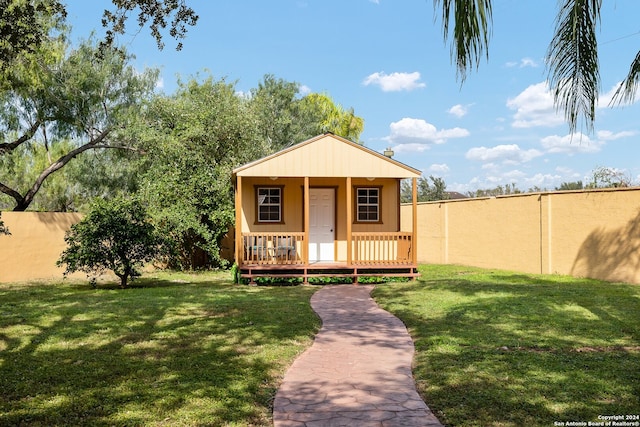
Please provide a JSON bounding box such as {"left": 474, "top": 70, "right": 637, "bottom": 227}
{"left": 57, "top": 197, "right": 165, "bottom": 288}
{"left": 586, "top": 166, "right": 634, "bottom": 189}
{"left": 401, "top": 175, "right": 449, "bottom": 203}
{"left": 249, "top": 74, "right": 302, "bottom": 150}
{"left": 0, "top": 38, "right": 157, "bottom": 211}
{"left": 466, "top": 183, "right": 522, "bottom": 198}
{"left": 435, "top": 0, "right": 639, "bottom": 133}
{"left": 556, "top": 181, "right": 584, "bottom": 191}
{"left": 0, "top": 0, "right": 197, "bottom": 70}
{"left": 297, "top": 93, "right": 364, "bottom": 143}
{"left": 249, "top": 76, "right": 365, "bottom": 150}
{"left": 133, "top": 76, "right": 270, "bottom": 269}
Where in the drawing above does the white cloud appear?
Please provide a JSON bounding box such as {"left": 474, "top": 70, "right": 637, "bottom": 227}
{"left": 539, "top": 129, "right": 634, "bottom": 155}
{"left": 596, "top": 129, "right": 636, "bottom": 140}
{"left": 506, "top": 57, "right": 539, "bottom": 68}
{"left": 363, "top": 71, "right": 426, "bottom": 92}
{"left": 506, "top": 82, "right": 565, "bottom": 128}
{"left": 386, "top": 117, "right": 469, "bottom": 146}
{"left": 466, "top": 144, "right": 543, "bottom": 164}
{"left": 392, "top": 143, "right": 431, "bottom": 153}
{"left": 299, "top": 85, "right": 312, "bottom": 96}
{"left": 524, "top": 173, "right": 564, "bottom": 189}
{"left": 540, "top": 133, "right": 603, "bottom": 154}
{"left": 429, "top": 163, "right": 450, "bottom": 174}
{"left": 448, "top": 104, "right": 469, "bottom": 118}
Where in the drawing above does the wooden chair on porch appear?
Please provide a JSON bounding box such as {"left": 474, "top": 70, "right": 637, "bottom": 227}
{"left": 246, "top": 236, "right": 268, "bottom": 262}
{"left": 274, "top": 236, "right": 296, "bottom": 261}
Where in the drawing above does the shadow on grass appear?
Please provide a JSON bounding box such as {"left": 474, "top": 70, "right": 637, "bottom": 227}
{"left": 373, "top": 266, "right": 640, "bottom": 426}
{"left": 0, "top": 276, "right": 320, "bottom": 426}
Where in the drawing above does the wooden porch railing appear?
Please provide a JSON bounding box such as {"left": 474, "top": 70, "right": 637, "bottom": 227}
{"left": 351, "top": 232, "right": 413, "bottom": 265}
{"left": 241, "top": 233, "right": 304, "bottom": 265}
{"left": 241, "top": 232, "right": 413, "bottom": 266}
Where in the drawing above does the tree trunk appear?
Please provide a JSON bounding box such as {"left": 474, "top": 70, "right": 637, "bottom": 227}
{"left": 116, "top": 272, "right": 129, "bottom": 289}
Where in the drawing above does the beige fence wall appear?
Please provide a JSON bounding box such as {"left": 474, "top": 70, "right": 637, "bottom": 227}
{"left": 0, "top": 212, "right": 83, "bottom": 283}
{"left": 401, "top": 188, "right": 640, "bottom": 284}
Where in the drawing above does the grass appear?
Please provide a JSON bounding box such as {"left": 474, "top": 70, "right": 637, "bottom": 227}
{"left": 3, "top": 266, "right": 639, "bottom": 426}
{"left": 0, "top": 271, "right": 320, "bottom": 426}
{"left": 372, "top": 264, "right": 640, "bottom": 427}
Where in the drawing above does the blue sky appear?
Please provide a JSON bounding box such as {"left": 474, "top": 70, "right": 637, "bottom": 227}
{"left": 65, "top": 0, "right": 640, "bottom": 193}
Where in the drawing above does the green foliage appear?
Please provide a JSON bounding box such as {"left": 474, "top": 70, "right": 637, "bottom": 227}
{"left": 306, "top": 276, "right": 352, "bottom": 285}
{"left": 0, "top": 212, "right": 9, "bottom": 235}
{"left": 100, "top": 0, "right": 198, "bottom": 51}
{"left": 0, "top": 0, "right": 67, "bottom": 73}
{"left": 401, "top": 175, "right": 450, "bottom": 203}
{"left": 586, "top": 166, "right": 634, "bottom": 189}
{"left": 556, "top": 180, "right": 584, "bottom": 191}
{"left": 297, "top": 93, "right": 364, "bottom": 144}
{"left": 0, "top": 0, "right": 197, "bottom": 70}
{"left": 135, "top": 76, "right": 269, "bottom": 269}
{"left": 249, "top": 74, "right": 365, "bottom": 150}
{"left": 466, "top": 182, "right": 522, "bottom": 198}
{"left": 0, "top": 35, "right": 157, "bottom": 211}
{"left": 57, "top": 197, "right": 165, "bottom": 288}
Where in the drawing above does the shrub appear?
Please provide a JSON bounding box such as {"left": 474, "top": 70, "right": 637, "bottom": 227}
{"left": 57, "top": 197, "right": 165, "bottom": 288}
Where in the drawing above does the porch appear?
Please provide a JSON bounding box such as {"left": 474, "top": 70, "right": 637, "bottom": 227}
{"left": 239, "top": 232, "right": 419, "bottom": 284}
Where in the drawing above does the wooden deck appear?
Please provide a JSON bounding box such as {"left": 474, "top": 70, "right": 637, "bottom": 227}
{"left": 239, "top": 262, "right": 420, "bottom": 284}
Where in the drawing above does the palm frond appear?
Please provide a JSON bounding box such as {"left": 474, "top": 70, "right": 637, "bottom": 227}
{"left": 546, "top": 0, "right": 602, "bottom": 134}
{"left": 434, "top": 0, "right": 493, "bottom": 82}
{"left": 610, "top": 50, "right": 640, "bottom": 106}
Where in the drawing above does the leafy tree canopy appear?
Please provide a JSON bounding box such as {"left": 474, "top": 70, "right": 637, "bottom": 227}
{"left": 401, "top": 175, "right": 450, "bottom": 203}
{"left": 586, "top": 166, "right": 634, "bottom": 189}
{"left": 556, "top": 181, "right": 584, "bottom": 191}
{"left": 249, "top": 75, "right": 365, "bottom": 150}
{"left": 133, "top": 76, "right": 269, "bottom": 269}
{"left": 0, "top": 0, "right": 197, "bottom": 71}
{"left": 0, "top": 35, "right": 157, "bottom": 211}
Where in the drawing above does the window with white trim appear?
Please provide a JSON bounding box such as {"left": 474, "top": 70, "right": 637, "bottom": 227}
{"left": 257, "top": 187, "right": 282, "bottom": 223}
{"left": 356, "top": 187, "right": 379, "bottom": 222}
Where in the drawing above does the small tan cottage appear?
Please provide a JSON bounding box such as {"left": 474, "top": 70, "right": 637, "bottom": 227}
{"left": 232, "top": 133, "right": 421, "bottom": 283}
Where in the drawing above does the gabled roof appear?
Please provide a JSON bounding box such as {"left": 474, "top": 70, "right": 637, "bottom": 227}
{"left": 233, "top": 133, "right": 421, "bottom": 179}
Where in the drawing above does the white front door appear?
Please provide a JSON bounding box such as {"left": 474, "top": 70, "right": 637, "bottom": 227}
{"left": 309, "top": 188, "right": 335, "bottom": 263}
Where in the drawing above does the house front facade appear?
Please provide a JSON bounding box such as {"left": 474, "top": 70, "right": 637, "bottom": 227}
{"left": 232, "top": 133, "right": 420, "bottom": 283}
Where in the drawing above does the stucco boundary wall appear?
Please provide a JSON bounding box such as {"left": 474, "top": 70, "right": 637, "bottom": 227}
{"left": 401, "top": 187, "right": 640, "bottom": 285}
{"left": 0, "top": 212, "right": 83, "bottom": 283}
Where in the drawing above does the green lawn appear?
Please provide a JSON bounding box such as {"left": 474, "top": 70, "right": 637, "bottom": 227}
{"left": 373, "top": 264, "right": 640, "bottom": 427}
{"left": 0, "top": 272, "right": 319, "bottom": 426}
{"left": 3, "top": 267, "right": 639, "bottom": 426}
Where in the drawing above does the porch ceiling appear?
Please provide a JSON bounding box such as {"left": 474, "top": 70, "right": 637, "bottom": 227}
{"left": 233, "top": 133, "right": 421, "bottom": 179}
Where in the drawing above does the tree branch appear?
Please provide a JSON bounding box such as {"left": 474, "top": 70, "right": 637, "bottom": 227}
{"left": 14, "top": 127, "right": 112, "bottom": 211}
{"left": 0, "top": 181, "right": 27, "bottom": 208}
{"left": 0, "top": 120, "right": 42, "bottom": 155}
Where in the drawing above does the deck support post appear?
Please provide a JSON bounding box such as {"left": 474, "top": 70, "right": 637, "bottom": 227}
{"left": 303, "top": 176, "right": 310, "bottom": 266}
{"left": 346, "top": 177, "right": 352, "bottom": 266}
{"left": 412, "top": 177, "right": 418, "bottom": 267}
{"left": 235, "top": 176, "right": 243, "bottom": 270}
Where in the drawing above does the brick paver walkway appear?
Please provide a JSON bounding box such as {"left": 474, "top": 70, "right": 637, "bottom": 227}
{"left": 273, "top": 285, "right": 443, "bottom": 426}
